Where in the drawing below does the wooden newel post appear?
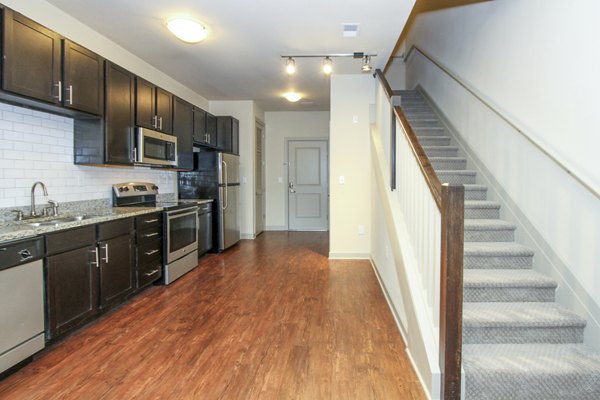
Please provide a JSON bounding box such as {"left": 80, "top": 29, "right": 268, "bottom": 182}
{"left": 440, "top": 183, "right": 464, "bottom": 400}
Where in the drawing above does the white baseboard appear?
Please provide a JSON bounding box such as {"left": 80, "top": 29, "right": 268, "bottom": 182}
{"left": 265, "top": 225, "right": 287, "bottom": 231}
{"left": 241, "top": 233, "right": 256, "bottom": 240}
{"left": 328, "top": 252, "right": 370, "bottom": 260}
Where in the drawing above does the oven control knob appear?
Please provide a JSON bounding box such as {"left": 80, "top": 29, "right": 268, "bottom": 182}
{"left": 152, "top": 185, "right": 158, "bottom": 191}
{"left": 119, "top": 186, "right": 129, "bottom": 192}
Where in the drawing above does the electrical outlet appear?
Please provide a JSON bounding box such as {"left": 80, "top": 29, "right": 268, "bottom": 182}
{"left": 339, "top": 175, "right": 345, "bottom": 184}
{"left": 358, "top": 225, "right": 365, "bottom": 235}
{"left": 278, "top": 177, "right": 283, "bottom": 183}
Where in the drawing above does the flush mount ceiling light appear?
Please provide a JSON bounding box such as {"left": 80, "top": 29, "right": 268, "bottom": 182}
{"left": 283, "top": 92, "right": 302, "bottom": 102}
{"left": 280, "top": 52, "right": 377, "bottom": 75}
{"left": 285, "top": 57, "right": 296, "bottom": 75}
{"left": 166, "top": 17, "right": 208, "bottom": 43}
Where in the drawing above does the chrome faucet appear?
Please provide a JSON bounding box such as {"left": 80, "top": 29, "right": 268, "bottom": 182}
{"left": 30, "top": 181, "right": 48, "bottom": 217}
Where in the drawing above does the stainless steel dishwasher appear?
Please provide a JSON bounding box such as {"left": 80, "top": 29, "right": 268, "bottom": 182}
{"left": 198, "top": 202, "right": 213, "bottom": 256}
{"left": 0, "top": 237, "right": 45, "bottom": 374}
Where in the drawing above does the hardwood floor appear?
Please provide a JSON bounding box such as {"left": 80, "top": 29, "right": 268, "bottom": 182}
{"left": 0, "top": 232, "right": 426, "bottom": 400}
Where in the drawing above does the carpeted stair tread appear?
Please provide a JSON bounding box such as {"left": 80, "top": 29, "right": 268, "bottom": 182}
{"left": 412, "top": 126, "right": 447, "bottom": 136}
{"left": 464, "top": 242, "right": 534, "bottom": 257}
{"left": 423, "top": 145, "right": 459, "bottom": 157}
{"left": 464, "top": 200, "right": 501, "bottom": 219}
{"left": 465, "top": 219, "right": 516, "bottom": 241}
{"left": 463, "top": 302, "right": 585, "bottom": 328}
{"left": 437, "top": 170, "right": 477, "bottom": 184}
{"left": 464, "top": 269, "right": 557, "bottom": 302}
{"left": 418, "top": 136, "right": 451, "bottom": 146}
{"left": 464, "top": 184, "right": 488, "bottom": 200}
{"left": 463, "top": 343, "right": 600, "bottom": 400}
{"left": 463, "top": 303, "right": 586, "bottom": 344}
{"left": 464, "top": 242, "right": 534, "bottom": 269}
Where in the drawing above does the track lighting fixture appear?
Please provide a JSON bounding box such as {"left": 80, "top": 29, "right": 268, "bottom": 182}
{"left": 285, "top": 57, "right": 296, "bottom": 75}
{"left": 280, "top": 52, "right": 377, "bottom": 75}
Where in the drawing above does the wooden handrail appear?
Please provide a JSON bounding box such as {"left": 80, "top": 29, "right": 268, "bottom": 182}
{"left": 394, "top": 106, "right": 442, "bottom": 209}
{"left": 374, "top": 69, "right": 395, "bottom": 100}
{"left": 404, "top": 44, "right": 600, "bottom": 201}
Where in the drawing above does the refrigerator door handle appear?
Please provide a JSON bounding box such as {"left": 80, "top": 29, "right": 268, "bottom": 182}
{"left": 222, "top": 160, "right": 228, "bottom": 210}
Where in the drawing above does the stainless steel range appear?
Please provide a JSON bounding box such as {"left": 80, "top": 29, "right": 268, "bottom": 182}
{"left": 112, "top": 182, "right": 198, "bottom": 285}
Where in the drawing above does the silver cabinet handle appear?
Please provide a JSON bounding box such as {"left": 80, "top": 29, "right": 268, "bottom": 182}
{"left": 144, "top": 249, "right": 159, "bottom": 256}
{"left": 144, "top": 269, "right": 159, "bottom": 277}
{"left": 145, "top": 219, "right": 159, "bottom": 223}
{"left": 66, "top": 85, "right": 73, "bottom": 105}
{"left": 152, "top": 115, "right": 158, "bottom": 129}
{"left": 159, "top": 117, "right": 163, "bottom": 130}
{"left": 101, "top": 244, "right": 109, "bottom": 263}
{"left": 132, "top": 147, "right": 137, "bottom": 163}
{"left": 143, "top": 232, "right": 159, "bottom": 238}
{"left": 90, "top": 248, "right": 99, "bottom": 268}
{"left": 54, "top": 81, "right": 62, "bottom": 101}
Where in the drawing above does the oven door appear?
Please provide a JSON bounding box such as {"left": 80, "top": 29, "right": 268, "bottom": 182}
{"left": 166, "top": 208, "right": 198, "bottom": 264}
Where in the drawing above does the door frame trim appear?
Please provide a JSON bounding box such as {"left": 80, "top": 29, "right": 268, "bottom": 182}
{"left": 284, "top": 137, "right": 330, "bottom": 231}
{"left": 254, "top": 118, "right": 265, "bottom": 237}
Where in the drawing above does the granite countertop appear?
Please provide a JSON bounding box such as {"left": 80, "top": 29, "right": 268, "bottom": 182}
{"left": 0, "top": 206, "right": 162, "bottom": 243}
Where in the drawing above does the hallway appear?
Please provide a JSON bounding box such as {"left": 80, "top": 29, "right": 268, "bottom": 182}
{"left": 0, "top": 232, "right": 425, "bottom": 399}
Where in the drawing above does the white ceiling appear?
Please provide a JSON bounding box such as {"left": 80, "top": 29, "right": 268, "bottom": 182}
{"left": 48, "top": 0, "right": 414, "bottom": 112}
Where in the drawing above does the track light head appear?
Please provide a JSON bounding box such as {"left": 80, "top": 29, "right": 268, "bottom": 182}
{"left": 322, "top": 57, "right": 333, "bottom": 75}
{"left": 285, "top": 57, "right": 296, "bottom": 75}
{"left": 361, "top": 55, "right": 372, "bottom": 72}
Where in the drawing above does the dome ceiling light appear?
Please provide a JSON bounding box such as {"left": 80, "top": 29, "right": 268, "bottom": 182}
{"left": 283, "top": 92, "right": 302, "bottom": 102}
{"left": 166, "top": 17, "right": 209, "bottom": 43}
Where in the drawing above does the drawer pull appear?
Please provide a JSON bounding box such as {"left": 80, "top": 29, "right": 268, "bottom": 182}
{"left": 144, "top": 249, "right": 159, "bottom": 256}
{"left": 144, "top": 269, "right": 160, "bottom": 277}
{"left": 145, "top": 219, "right": 159, "bottom": 223}
{"left": 143, "top": 232, "right": 159, "bottom": 238}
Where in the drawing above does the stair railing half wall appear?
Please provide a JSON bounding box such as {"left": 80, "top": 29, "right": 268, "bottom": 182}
{"left": 403, "top": 45, "right": 600, "bottom": 201}
{"left": 374, "top": 70, "right": 465, "bottom": 399}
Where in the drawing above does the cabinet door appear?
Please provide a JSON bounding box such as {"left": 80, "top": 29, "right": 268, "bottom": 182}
{"left": 46, "top": 246, "right": 98, "bottom": 339}
{"left": 135, "top": 77, "right": 156, "bottom": 130}
{"left": 206, "top": 112, "right": 218, "bottom": 147}
{"left": 156, "top": 88, "right": 173, "bottom": 133}
{"left": 105, "top": 62, "right": 135, "bottom": 164}
{"left": 2, "top": 8, "right": 61, "bottom": 104}
{"left": 63, "top": 40, "right": 104, "bottom": 115}
{"left": 216, "top": 116, "right": 233, "bottom": 153}
{"left": 98, "top": 234, "right": 134, "bottom": 308}
{"left": 232, "top": 118, "right": 239, "bottom": 155}
{"left": 173, "top": 97, "right": 194, "bottom": 170}
{"left": 193, "top": 107, "right": 207, "bottom": 144}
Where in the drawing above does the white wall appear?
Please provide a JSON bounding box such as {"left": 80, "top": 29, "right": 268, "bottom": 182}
{"left": 403, "top": 1, "right": 600, "bottom": 346}
{"left": 0, "top": 103, "right": 176, "bottom": 208}
{"left": 3, "top": 0, "right": 209, "bottom": 109}
{"left": 263, "top": 111, "right": 330, "bottom": 230}
{"left": 329, "top": 75, "right": 375, "bottom": 258}
{"left": 209, "top": 101, "right": 262, "bottom": 238}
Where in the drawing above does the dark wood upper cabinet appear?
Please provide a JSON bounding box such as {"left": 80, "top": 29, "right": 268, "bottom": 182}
{"left": 62, "top": 40, "right": 104, "bottom": 115}
{"left": 193, "top": 107, "right": 207, "bottom": 144}
{"left": 206, "top": 112, "right": 218, "bottom": 147}
{"left": 2, "top": 8, "right": 61, "bottom": 104}
{"left": 217, "top": 116, "right": 239, "bottom": 154}
{"left": 135, "top": 77, "right": 173, "bottom": 134}
{"left": 173, "top": 96, "right": 194, "bottom": 171}
{"left": 104, "top": 62, "right": 135, "bottom": 164}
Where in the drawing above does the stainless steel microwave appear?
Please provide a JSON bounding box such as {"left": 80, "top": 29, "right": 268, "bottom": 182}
{"left": 136, "top": 127, "right": 178, "bottom": 167}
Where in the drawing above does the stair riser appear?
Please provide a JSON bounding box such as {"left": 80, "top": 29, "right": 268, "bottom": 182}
{"left": 464, "top": 254, "right": 533, "bottom": 269}
{"left": 464, "top": 189, "right": 488, "bottom": 201}
{"left": 437, "top": 172, "right": 476, "bottom": 184}
{"left": 464, "top": 287, "right": 556, "bottom": 303}
{"left": 464, "top": 207, "right": 500, "bottom": 219}
{"left": 424, "top": 147, "right": 458, "bottom": 157}
{"left": 463, "top": 326, "right": 584, "bottom": 345}
{"left": 413, "top": 128, "right": 447, "bottom": 136}
{"left": 465, "top": 229, "right": 515, "bottom": 242}
{"left": 431, "top": 159, "right": 467, "bottom": 170}
{"left": 419, "top": 137, "right": 451, "bottom": 146}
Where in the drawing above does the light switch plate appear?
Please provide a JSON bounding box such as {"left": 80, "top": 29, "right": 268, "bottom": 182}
{"left": 339, "top": 175, "right": 345, "bottom": 184}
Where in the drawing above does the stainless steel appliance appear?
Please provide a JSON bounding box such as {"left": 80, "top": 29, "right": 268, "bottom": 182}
{"left": 136, "top": 127, "right": 177, "bottom": 167}
{"left": 178, "top": 149, "right": 241, "bottom": 252}
{"left": 112, "top": 182, "right": 198, "bottom": 285}
{"left": 0, "top": 237, "right": 45, "bottom": 374}
{"left": 197, "top": 202, "right": 213, "bottom": 257}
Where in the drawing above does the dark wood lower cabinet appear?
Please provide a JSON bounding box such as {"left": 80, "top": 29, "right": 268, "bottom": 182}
{"left": 46, "top": 245, "right": 98, "bottom": 340}
{"left": 98, "top": 234, "right": 134, "bottom": 308}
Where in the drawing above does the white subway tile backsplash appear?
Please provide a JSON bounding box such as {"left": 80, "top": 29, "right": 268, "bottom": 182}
{"left": 0, "top": 104, "right": 177, "bottom": 207}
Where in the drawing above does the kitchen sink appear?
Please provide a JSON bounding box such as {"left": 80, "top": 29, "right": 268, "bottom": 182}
{"left": 27, "top": 215, "right": 94, "bottom": 227}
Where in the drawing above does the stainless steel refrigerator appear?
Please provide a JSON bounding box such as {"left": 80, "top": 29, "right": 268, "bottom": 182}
{"left": 178, "top": 148, "right": 241, "bottom": 252}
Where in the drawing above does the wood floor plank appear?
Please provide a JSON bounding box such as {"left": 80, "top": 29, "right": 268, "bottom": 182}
{"left": 0, "top": 232, "right": 426, "bottom": 399}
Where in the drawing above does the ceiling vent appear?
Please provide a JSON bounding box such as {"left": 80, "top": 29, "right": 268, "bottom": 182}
{"left": 342, "top": 23, "right": 359, "bottom": 38}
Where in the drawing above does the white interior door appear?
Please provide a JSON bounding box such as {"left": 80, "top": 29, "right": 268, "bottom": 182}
{"left": 288, "top": 140, "right": 328, "bottom": 231}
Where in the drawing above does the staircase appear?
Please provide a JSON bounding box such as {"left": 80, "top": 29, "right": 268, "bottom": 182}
{"left": 398, "top": 90, "right": 600, "bottom": 399}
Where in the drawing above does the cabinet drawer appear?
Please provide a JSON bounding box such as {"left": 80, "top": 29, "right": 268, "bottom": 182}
{"left": 98, "top": 218, "right": 133, "bottom": 241}
{"left": 45, "top": 225, "right": 95, "bottom": 256}
{"left": 137, "top": 260, "right": 162, "bottom": 288}
{"left": 137, "top": 239, "right": 162, "bottom": 266}
{"left": 135, "top": 213, "right": 162, "bottom": 229}
{"left": 136, "top": 225, "right": 161, "bottom": 244}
